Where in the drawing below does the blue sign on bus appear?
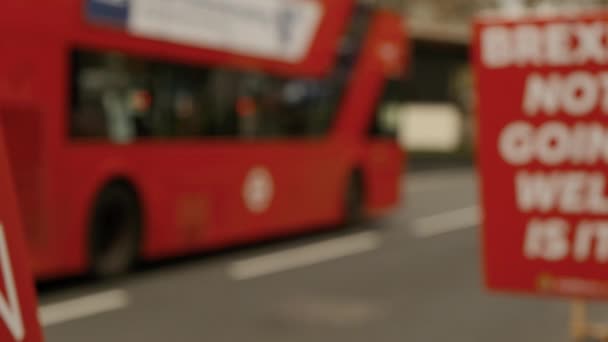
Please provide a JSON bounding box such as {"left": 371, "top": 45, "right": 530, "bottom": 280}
{"left": 85, "top": 0, "right": 129, "bottom": 27}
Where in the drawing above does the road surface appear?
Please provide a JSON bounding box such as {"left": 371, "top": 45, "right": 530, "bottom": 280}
{"left": 39, "top": 168, "right": 580, "bottom": 342}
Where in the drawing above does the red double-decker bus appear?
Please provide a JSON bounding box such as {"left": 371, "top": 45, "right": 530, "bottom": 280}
{"left": 0, "top": 0, "right": 407, "bottom": 279}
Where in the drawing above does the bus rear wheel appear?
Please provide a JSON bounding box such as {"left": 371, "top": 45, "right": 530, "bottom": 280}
{"left": 89, "top": 183, "right": 141, "bottom": 279}
{"left": 344, "top": 171, "right": 365, "bottom": 226}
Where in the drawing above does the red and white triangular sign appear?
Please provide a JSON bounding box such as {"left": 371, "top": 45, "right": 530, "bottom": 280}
{"left": 0, "top": 118, "right": 42, "bottom": 342}
{"left": 0, "top": 223, "right": 24, "bottom": 341}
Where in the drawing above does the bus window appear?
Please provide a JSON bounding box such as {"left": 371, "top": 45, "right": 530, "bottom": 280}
{"left": 71, "top": 51, "right": 153, "bottom": 143}
{"left": 157, "top": 65, "right": 208, "bottom": 138}
{"left": 69, "top": 5, "right": 373, "bottom": 142}
{"left": 205, "top": 69, "right": 240, "bottom": 137}
{"left": 232, "top": 4, "right": 373, "bottom": 139}
{"left": 371, "top": 79, "right": 406, "bottom": 138}
{"left": 71, "top": 51, "right": 213, "bottom": 141}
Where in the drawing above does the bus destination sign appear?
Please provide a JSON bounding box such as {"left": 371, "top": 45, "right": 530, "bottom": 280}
{"left": 85, "top": 0, "right": 323, "bottom": 63}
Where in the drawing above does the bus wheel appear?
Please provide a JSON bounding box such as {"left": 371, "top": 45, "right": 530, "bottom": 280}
{"left": 89, "top": 183, "right": 141, "bottom": 278}
{"left": 344, "top": 171, "right": 365, "bottom": 226}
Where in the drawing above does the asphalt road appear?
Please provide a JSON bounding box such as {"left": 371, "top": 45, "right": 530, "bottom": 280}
{"left": 38, "top": 168, "right": 582, "bottom": 342}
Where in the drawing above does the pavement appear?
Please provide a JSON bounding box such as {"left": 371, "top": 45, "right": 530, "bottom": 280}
{"left": 38, "top": 168, "right": 582, "bottom": 342}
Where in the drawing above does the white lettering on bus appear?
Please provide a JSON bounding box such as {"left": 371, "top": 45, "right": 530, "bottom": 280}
{"left": 242, "top": 167, "right": 274, "bottom": 214}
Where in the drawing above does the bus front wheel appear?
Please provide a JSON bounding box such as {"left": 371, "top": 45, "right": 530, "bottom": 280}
{"left": 89, "top": 182, "right": 141, "bottom": 278}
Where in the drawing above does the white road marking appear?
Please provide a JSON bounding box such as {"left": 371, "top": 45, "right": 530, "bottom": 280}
{"left": 407, "top": 181, "right": 457, "bottom": 194}
{"left": 39, "top": 289, "right": 129, "bottom": 327}
{"left": 406, "top": 173, "right": 476, "bottom": 195}
{"left": 411, "top": 205, "right": 479, "bottom": 238}
{"left": 228, "top": 232, "right": 382, "bottom": 281}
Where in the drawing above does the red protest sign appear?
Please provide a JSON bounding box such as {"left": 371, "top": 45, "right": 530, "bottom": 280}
{"left": 0, "top": 122, "right": 43, "bottom": 341}
{"left": 474, "top": 10, "right": 608, "bottom": 299}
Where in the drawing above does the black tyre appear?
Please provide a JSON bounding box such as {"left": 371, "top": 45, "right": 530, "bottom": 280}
{"left": 89, "top": 183, "right": 141, "bottom": 278}
{"left": 344, "top": 171, "right": 365, "bottom": 226}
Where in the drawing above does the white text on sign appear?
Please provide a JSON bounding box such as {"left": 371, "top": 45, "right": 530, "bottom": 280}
{"left": 524, "top": 218, "right": 608, "bottom": 263}
{"left": 483, "top": 21, "right": 608, "bottom": 265}
{"left": 482, "top": 23, "right": 608, "bottom": 68}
